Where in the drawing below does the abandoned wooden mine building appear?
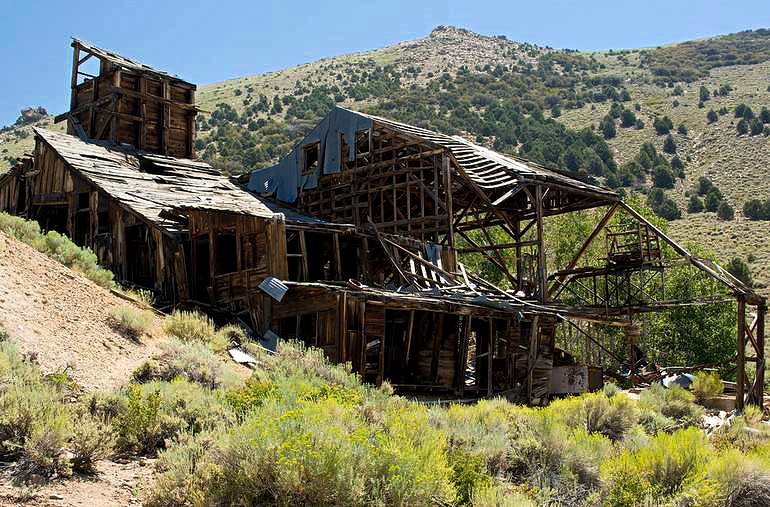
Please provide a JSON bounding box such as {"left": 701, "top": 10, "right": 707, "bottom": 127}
{"left": 0, "top": 40, "right": 765, "bottom": 407}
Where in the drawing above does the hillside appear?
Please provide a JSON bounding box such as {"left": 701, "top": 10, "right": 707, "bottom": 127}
{"left": 2, "top": 26, "right": 769, "bottom": 291}
{"left": 0, "top": 231, "right": 164, "bottom": 391}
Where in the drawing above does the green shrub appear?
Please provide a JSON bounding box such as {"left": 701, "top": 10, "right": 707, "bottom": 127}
{"left": 602, "top": 427, "right": 709, "bottom": 504}
{"left": 0, "top": 213, "right": 114, "bottom": 288}
{"left": 692, "top": 371, "right": 724, "bottom": 404}
{"left": 711, "top": 412, "right": 770, "bottom": 453}
{"left": 0, "top": 212, "right": 40, "bottom": 243}
{"left": 603, "top": 382, "right": 619, "bottom": 398}
{"left": 163, "top": 311, "right": 229, "bottom": 352}
{"left": 449, "top": 450, "right": 493, "bottom": 505}
{"left": 550, "top": 392, "right": 638, "bottom": 441}
{"left": 14, "top": 420, "right": 72, "bottom": 482}
{"left": 224, "top": 377, "right": 278, "bottom": 414}
{"left": 33, "top": 230, "right": 114, "bottom": 288}
{"left": 706, "top": 449, "right": 770, "bottom": 506}
{"left": 112, "top": 381, "right": 234, "bottom": 457}
{"left": 0, "top": 342, "right": 71, "bottom": 463}
{"left": 136, "top": 339, "right": 240, "bottom": 389}
{"left": 68, "top": 412, "right": 115, "bottom": 474}
{"left": 150, "top": 397, "right": 454, "bottom": 506}
{"left": 639, "top": 384, "right": 704, "bottom": 429}
{"left": 108, "top": 305, "right": 154, "bottom": 341}
{"left": 432, "top": 399, "right": 524, "bottom": 476}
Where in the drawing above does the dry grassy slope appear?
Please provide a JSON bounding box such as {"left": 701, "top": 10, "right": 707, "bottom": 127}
{"left": 560, "top": 58, "right": 770, "bottom": 292}
{"left": 0, "top": 231, "right": 163, "bottom": 391}
{"left": 197, "top": 26, "right": 542, "bottom": 115}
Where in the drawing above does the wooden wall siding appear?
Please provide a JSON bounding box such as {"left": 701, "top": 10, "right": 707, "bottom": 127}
{"left": 62, "top": 40, "right": 197, "bottom": 159}
{"left": 7, "top": 140, "right": 182, "bottom": 301}
{"left": 0, "top": 158, "right": 32, "bottom": 214}
{"left": 188, "top": 211, "right": 288, "bottom": 312}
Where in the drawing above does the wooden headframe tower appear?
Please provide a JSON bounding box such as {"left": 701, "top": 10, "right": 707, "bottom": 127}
{"left": 55, "top": 39, "right": 198, "bottom": 158}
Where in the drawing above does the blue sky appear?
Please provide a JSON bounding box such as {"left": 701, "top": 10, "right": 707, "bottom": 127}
{"left": 1, "top": 0, "right": 768, "bottom": 126}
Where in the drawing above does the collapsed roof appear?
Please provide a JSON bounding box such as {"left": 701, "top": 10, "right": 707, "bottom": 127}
{"left": 248, "top": 106, "right": 618, "bottom": 206}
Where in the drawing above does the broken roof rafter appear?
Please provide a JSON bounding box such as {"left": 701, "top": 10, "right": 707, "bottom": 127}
{"left": 71, "top": 38, "right": 196, "bottom": 88}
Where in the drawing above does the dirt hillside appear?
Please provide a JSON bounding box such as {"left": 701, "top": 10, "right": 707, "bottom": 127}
{"left": 0, "top": 231, "right": 163, "bottom": 391}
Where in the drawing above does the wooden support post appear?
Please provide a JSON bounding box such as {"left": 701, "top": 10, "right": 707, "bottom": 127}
{"left": 514, "top": 219, "right": 523, "bottom": 292}
{"left": 333, "top": 233, "right": 342, "bottom": 280}
{"left": 69, "top": 44, "right": 80, "bottom": 115}
{"left": 138, "top": 76, "right": 146, "bottom": 150}
{"left": 737, "top": 297, "right": 746, "bottom": 412}
{"left": 187, "top": 88, "right": 196, "bottom": 158}
{"left": 298, "top": 230, "right": 309, "bottom": 281}
{"left": 161, "top": 80, "right": 170, "bottom": 155}
{"left": 404, "top": 310, "right": 415, "bottom": 369}
{"left": 89, "top": 190, "right": 98, "bottom": 247}
{"left": 458, "top": 316, "right": 470, "bottom": 396}
{"left": 431, "top": 313, "right": 444, "bottom": 382}
{"left": 110, "top": 71, "right": 121, "bottom": 143}
{"left": 535, "top": 185, "right": 548, "bottom": 303}
{"left": 442, "top": 154, "right": 454, "bottom": 248}
{"left": 752, "top": 303, "right": 765, "bottom": 405}
{"left": 378, "top": 317, "right": 386, "bottom": 387}
{"left": 488, "top": 319, "right": 494, "bottom": 396}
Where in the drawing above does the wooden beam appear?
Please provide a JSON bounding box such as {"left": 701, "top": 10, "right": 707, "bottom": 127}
{"left": 549, "top": 203, "right": 619, "bottom": 298}
{"left": 737, "top": 297, "right": 746, "bottom": 412}
{"left": 751, "top": 303, "right": 765, "bottom": 405}
{"left": 404, "top": 310, "right": 415, "bottom": 369}
{"left": 488, "top": 319, "right": 494, "bottom": 396}
{"left": 535, "top": 185, "right": 547, "bottom": 303}
{"left": 458, "top": 316, "right": 470, "bottom": 396}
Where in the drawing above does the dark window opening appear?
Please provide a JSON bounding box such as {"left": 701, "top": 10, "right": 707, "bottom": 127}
{"left": 78, "top": 192, "right": 90, "bottom": 210}
{"left": 97, "top": 210, "right": 110, "bottom": 234}
{"left": 31, "top": 204, "right": 67, "bottom": 235}
{"left": 304, "top": 232, "right": 333, "bottom": 281}
{"left": 125, "top": 224, "right": 154, "bottom": 288}
{"left": 355, "top": 129, "right": 370, "bottom": 155}
{"left": 339, "top": 238, "right": 360, "bottom": 281}
{"left": 74, "top": 210, "right": 90, "bottom": 245}
{"left": 15, "top": 180, "right": 26, "bottom": 213}
{"left": 286, "top": 232, "right": 303, "bottom": 281}
{"left": 302, "top": 142, "right": 319, "bottom": 176}
{"left": 193, "top": 234, "right": 210, "bottom": 302}
{"left": 214, "top": 232, "right": 237, "bottom": 275}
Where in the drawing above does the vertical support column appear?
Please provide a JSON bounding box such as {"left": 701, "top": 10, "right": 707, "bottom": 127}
{"left": 332, "top": 233, "right": 342, "bottom": 280}
{"left": 187, "top": 88, "right": 196, "bottom": 158}
{"left": 737, "top": 296, "right": 746, "bottom": 412}
{"left": 535, "top": 185, "right": 547, "bottom": 303}
{"left": 443, "top": 154, "right": 454, "bottom": 248}
{"left": 69, "top": 43, "right": 80, "bottom": 114}
{"left": 110, "top": 70, "right": 121, "bottom": 143}
{"left": 161, "top": 79, "right": 170, "bottom": 155}
{"left": 458, "top": 315, "right": 470, "bottom": 396}
{"left": 753, "top": 302, "right": 765, "bottom": 405}
{"left": 138, "top": 76, "right": 147, "bottom": 151}
{"left": 488, "top": 319, "right": 494, "bottom": 396}
{"left": 89, "top": 190, "right": 99, "bottom": 248}
{"left": 514, "top": 219, "right": 522, "bottom": 292}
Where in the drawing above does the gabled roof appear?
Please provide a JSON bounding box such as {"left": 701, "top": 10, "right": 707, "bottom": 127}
{"left": 34, "top": 129, "right": 273, "bottom": 235}
{"left": 248, "top": 106, "right": 618, "bottom": 204}
{"left": 72, "top": 38, "right": 195, "bottom": 88}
